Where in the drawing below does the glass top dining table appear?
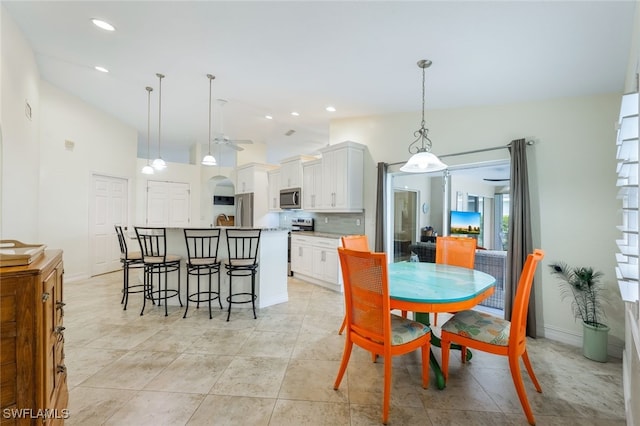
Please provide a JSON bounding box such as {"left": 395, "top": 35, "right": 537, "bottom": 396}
{"left": 387, "top": 261, "right": 497, "bottom": 389}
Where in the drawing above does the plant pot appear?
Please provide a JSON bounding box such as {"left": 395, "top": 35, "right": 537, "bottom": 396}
{"left": 582, "top": 321, "right": 610, "bottom": 362}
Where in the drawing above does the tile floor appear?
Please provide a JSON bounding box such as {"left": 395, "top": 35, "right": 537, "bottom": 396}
{"left": 63, "top": 271, "right": 626, "bottom": 425}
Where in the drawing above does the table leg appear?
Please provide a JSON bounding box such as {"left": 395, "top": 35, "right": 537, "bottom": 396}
{"left": 415, "top": 312, "right": 473, "bottom": 390}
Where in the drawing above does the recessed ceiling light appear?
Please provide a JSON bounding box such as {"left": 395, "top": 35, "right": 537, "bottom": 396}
{"left": 91, "top": 19, "right": 116, "bottom": 31}
{"left": 265, "top": 115, "right": 273, "bottom": 120}
{"left": 94, "top": 66, "right": 109, "bottom": 73}
{"left": 291, "top": 112, "right": 299, "bottom": 116}
{"left": 326, "top": 106, "right": 336, "bottom": 112}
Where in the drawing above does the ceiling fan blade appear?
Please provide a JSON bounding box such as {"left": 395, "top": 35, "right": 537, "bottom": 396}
{"left": 226, "top": 144, "right": 244, "bottom": 151}
{"left": 483, "top": 178, "right": 510, "bottom": 182}
{"left": 229, "top": 139, "right": 253, "bottom": 144}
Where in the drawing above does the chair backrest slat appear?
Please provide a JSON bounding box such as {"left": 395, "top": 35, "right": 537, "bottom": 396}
{"left": 115, "top": 225, "right": 128, "bottom": 257}
{"left": 435, "top": 236, "right": 476, "bottom": 268}
{"left": 341, "top": 235, "right": 369, "bottom": 252}
{"left": 338, "top": 247, "right": 389, "bottom": 343}
{"left": 135, "top": 227, "right": 168, "bottom": 261}
{"left": 225, "top": 229, "right": 261, "bottom": 264}
{"left": 184, "top": 228, "right": 221, "bottom": 261}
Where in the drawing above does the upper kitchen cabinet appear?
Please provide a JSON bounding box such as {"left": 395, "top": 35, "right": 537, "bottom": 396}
{"left": 318, "top": 141, "right": 365, "bottom": 212}
{"left": 279, "top": 155, "right": 317, "bottom": 190}
{"left": 302, "top": 159, "right": 322, "bottom": 210}
{"left": 234, "top": 162, "right": 278, "bottom": 195}
{"left": 268, "top": 169, "right": 281, "bottom": 211}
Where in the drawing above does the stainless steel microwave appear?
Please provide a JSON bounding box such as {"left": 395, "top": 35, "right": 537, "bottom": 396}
{"left": 280, "top": 188, "right": 301, "bottom": 209}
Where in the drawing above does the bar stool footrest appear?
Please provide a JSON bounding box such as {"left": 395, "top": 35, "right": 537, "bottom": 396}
{"left": 187, "top": 292, "right": 222, "bottom": 303}
{"left": 226, "top": 293, "right": 257, "bottom": 304}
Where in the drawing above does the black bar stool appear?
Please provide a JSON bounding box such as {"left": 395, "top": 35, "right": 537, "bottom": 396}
{"left": 224, "top": 228, "right": 261, "bottom": 321}
{"left": 135, "top": 226, "right": 182, "bottom": 316}
{"left": 183, "top": 228, "right": 223, "bottom": 319}
{"left": 114, "top": 225, "right": 144, "bottom": 310}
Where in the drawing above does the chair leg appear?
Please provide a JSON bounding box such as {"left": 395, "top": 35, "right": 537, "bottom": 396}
{"left": 163, "top": 267, "right": 169, "bottom": 317}
{"left": 216, "top": 270, "right": 223, "bottom": 309}
{"left": 333, "top": 340, "right": 353, "bottom": 390}
{"left": 522, "top": 350, "right": 542, "bottom": 392}
{"left": 441, "top": 336, "right": 451, "bottom": 381}
{"left": 382, "top": 355, "right": 392, "bottom": 425}
{"left": 421, "top": 342, "right": 430, "bottom": 389}
{"left": 140, "top": 266, "right": 148, "bottom": 316}
{"left": 226, "top": 273, "right": 233, "bottom": 322}
{"left": 207, "top": 269, "right": 213, "bottom": 320}
{"left": 460, "top": 346, "right": 468, "bottom": 364}
{"left": 508, "top": 355, "right": 536, "bottom": 425}
{"left": 122, "top": 265, "right": 129, "bottom": 309}
{"left": 121, "top": 263, "right": 127, "bottom": 305}
{"left": 176, "top": 264, "right": 182, "bottom": 307}
{"left": 251, "top": 271, "right": 257, "bottom": 319}
{"left": 338, "top": 317, "right": 346, "bottom": 335}
{"left": 433, "top": 312, "right": 438, "bottom": 326}
{"left": 183, "top": 273, "right": 190, "bottom": 319}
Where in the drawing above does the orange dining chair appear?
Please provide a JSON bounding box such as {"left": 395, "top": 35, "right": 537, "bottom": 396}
{"left": 334, "top": 247, "right": 431, "bottom": 425}
{"left": 440, "top": 249, "right": 545, "bottom": 425}
{"left": 338, "top": 235, "right": 370, "bottom": 335}
{"left": 431, "top": 235, "right": 477, "bottom": 326}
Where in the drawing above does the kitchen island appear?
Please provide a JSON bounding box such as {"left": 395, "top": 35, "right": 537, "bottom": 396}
{"left": 130, "top": 227, "right": 289, "bottom": 311}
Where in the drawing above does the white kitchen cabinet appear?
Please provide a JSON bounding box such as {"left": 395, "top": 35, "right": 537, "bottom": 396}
{"left": 312, "top": 238, "right": 341, "bottom": 285}
{"left": 280, "top": 155, "right": 316, "bottom": 190}
{"left": 235, "top": 165, "right": 254, "bottom": 194}
{"left": 291, "top": 234, "right": 342, "bottom": 292}
{"left": 234, "top": 163, "right": 278, "bottom": 195}
{"left": 318, "top": 141, "right": 365, "bottom": 212}
{"left": 291, "top": 234, "right": 314, "bottom": 277}
{"left": 268, "top": 169, "right": 281, "bottom": 211}
{"left": 302, "top": 159, "right": 322, "bottom": 210}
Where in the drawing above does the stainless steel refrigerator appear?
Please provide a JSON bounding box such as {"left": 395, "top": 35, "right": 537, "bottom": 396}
{"left": 234, "top": 193, "right": 254, "bottom": 227}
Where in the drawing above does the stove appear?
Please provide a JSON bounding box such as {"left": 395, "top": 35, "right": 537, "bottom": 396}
{"left": 290, "top": 217, "right": 314, "bottom": 232}
{"left": 288, "top": 218, "right": 314, "bottom": 276}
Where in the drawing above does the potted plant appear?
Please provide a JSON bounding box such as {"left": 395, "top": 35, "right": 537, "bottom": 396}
{"left": 548, "top": 262, "right": 609, "bottom": 362}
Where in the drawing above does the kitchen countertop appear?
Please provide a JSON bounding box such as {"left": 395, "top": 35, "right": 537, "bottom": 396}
{"left": 290, "top": 231, "right": 343, "bottom": 239}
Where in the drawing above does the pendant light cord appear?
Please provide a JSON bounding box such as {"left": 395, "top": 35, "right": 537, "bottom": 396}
{"left": 146, "top": 86, "right": 153, "bottom": 163}
{"left": 408, "top": 59, "right": 433, "bottom": 154}
{"left": 156, "top": 73, "right": 164, "bottom": 159}
{"left": 207, "top": 74, "right": 215, "bottom": 155}
{"left": 420, "top": 64, "right": 426, "bottom": 131}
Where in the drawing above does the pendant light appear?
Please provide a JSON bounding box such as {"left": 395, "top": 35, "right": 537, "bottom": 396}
{"left": 400, "top": 59, "right": 447, "bottom": 173}
{"left": 151, "top": 72, "right": 167, "bottom": 171}
{"left": 201, "top": 74, "right": 217, "bottom": 166}
{"left": 141, "top": 86, "right": 154, "bottom": 175}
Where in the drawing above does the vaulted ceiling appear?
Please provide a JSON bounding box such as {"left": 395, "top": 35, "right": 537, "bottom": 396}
{"left": 3, "top": 1, "right": 635, "bottom": 164}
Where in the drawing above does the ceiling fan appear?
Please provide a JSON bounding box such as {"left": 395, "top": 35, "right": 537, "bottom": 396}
{"left": 211, "top": 99, "right": 253, "bottom": 151}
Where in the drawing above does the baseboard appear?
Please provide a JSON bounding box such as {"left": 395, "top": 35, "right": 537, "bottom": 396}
{"left": 64, "top": 272, "right": 90, "bottom": 282}
{"left": 259, "top": 293, "right": 289, "bottom": 309}
{"left": 543, "top": 324, "right": 623, "bottom": 359}
{"left": 291, "top": 273, "right": 342, "bottom": 293}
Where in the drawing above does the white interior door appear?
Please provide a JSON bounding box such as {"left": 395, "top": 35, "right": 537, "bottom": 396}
{"left": 91, "top": 174, "right": 128, "bottom": 276}
{"left": 146, "top": 180, "right": 190, "bottom": 227}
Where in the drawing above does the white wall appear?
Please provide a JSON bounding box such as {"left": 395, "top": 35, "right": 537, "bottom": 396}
{"left": 330, "top": 94, "right": 625, "bottom": 354}
{"left": 38, "top": 81, "right": 138, "bottom": 280}
{"left": 1, "top": 8, "right": 41, "bottom": 241}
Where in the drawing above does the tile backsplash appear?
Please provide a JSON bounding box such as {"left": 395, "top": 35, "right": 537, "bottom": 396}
{"left": 279, "top": 211, "right": 365, "bottom": 235}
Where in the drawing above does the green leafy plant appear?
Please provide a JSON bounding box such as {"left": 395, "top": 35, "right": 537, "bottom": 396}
{"left": 548, "top": 262, "right": 606, "bottom": 327}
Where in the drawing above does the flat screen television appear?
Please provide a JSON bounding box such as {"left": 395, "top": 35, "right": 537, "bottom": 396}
{"left": 450, "top": 210, "right": 481, "bottom": 235}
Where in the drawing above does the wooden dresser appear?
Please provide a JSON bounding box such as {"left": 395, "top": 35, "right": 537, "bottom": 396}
{"left": 0, "top": 250, "right": 68, "bottom": 425}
